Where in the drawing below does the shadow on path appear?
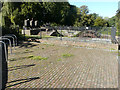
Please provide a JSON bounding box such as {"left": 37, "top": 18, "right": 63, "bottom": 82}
{"left": 18, "top": 41, "right": 39, "bottom": 48}
{"left": 6, "top": 77, "right": 40, "bottom": 88}
{"left": 8, "top": 64, "right": 36, "bottom": 71}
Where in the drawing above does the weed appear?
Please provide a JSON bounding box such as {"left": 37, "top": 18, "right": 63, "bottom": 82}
{"left": 62, "top": 53, "right": 74, "bottom": 58}
{"left": 25, "top": 49, "right": 29, "bottom": 51}
{"left": 42, "top": 48, "right": 45, "bottom": 49}
{"left": 57, "top": 58, "right": 62, "bottom": 61}
{"left": 110, "top": 48, "right": 116, "bottom": 50}
{"left": 118, "top": 52, "right": 120, "bottom": 56}
{"left": 28, "top": 55, "right": 34, "bottom": 58}
{"left": 28, "top": 55, "right": 48, "bottom": 60}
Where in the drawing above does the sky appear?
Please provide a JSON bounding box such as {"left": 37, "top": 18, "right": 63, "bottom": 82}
{"left": 69, "top": 0, "right": 119, "bottom": 18}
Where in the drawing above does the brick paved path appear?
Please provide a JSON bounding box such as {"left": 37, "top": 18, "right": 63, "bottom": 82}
{"left": 6, "top": 42, "right": 118, "bottom": 88}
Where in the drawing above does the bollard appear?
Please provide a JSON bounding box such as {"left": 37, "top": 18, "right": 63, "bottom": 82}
{"left": 0, "top": 41, "right": 8, "bottom": 89}
{"left": 0, "top": 37, "right": 12, "bottom": 54}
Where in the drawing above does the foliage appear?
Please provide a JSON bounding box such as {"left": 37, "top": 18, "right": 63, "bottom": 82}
{"left": 108, "top": 16, "right": 116, "bottom": 27}
{"left": 94, "top": 16, "right": 108, "bottom": 27}
{"left": 73, "top": 5, "right": 107, "bottom": 27}
{"left": 116, "top": 10, "right": 120, "bottom": 36}
{"left": 1, "top": 2, "right": 114, "bottom": 37}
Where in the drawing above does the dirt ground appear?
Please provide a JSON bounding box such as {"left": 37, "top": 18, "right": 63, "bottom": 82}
{"left": 6, "top": 40, "right": 118, "bottom": 88}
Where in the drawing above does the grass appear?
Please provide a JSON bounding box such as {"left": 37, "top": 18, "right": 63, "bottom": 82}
{"left": 62, "top": 53, "right": 74, "bottom": 58}
{"left": 21, "top": 49, "right": 33, "bottom": 54}
{"left": 9, "top": 58, "right": 16, "bottom": 61}
{"left": 25, "top": 49, "right": 29, "bottom": 51}
{"left": 42, "top": 47, "right": 45, "bottom": 49}
{"left": 116, "top": 31, "right": 120, "bottom": 36}
{"left": 42, "top": 35, "right": 55, "bottom": 38}
{"left": 28, "top": 55, "right": 48, "bottom": 60}
{"left": 57, "top": 58, "right": 62, "bottom": 61}
{"left": 110, "top": 48, "right": 116, "bottom": 51}
{"left": 100, "top": 31, "right": 111, "bottom": 35}
{"left": 28, "top": 55, "right": 34, "bottom": 58}
{"left": 118, "top": 51, "right": 120, "bottom": 56}
{"left": 43, "top": 43, "right": 55, "bottom": 46}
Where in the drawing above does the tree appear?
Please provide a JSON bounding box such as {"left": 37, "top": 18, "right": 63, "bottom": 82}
{"left": 74, "top": 5, "right": 89, "bottom": 27}
{"left": 94, "top": 16, "right": 107, "bottom": 27}
{"left": 116, "top": 10, "right": 120, "bottom": 36}
{"left": 79, "top": 5, "right": 89, "bottom": 15}
{"left": 86, "top": 13, "right": 98, "bottom": 26}
{"left": 108, "top": 16, "right": 116, "bottom": 27}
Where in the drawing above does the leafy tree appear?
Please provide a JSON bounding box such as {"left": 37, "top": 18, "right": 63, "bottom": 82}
{"left": 74, "top": 5, "right": 90, "bottom": 27}
{"left": 87, "top": 13, "right": 98, "bottom": 26}
{"left": 108, "top": 16, "right": 116, "bottom": 27}
{"left": 116, "top": 10, "right": 120, "bottom": 36}
{"left": 79, "top": 5, "right": 89, "bottom": 15}
{"left": 94, "top": 16, "right": 108, "bottom": 27}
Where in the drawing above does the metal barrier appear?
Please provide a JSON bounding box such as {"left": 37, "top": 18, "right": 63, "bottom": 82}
{"left": 0, "top": 37, "right": 12, "bottom": 54}
{"left": 5, "top": 34, "right": 17, "bottom": 46}
{"left": 1, "top": 36, "right": 15, "bottom": 49}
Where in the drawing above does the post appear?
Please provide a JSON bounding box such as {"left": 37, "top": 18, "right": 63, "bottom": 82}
{"left": 0, "top": 26, "right": 2, "bottom": 90}
{"left": 111, "top": 26, "right": 116, "bottom": 43}
{"left": 40, "top": 29, "right": 42, "bottom": 39}
{"left": 0, "top": 42, "right": 2, "bottom": 90}
{"left": 0, "top": 41, "right": 8, "bottom": 89}
{"left": 60, "top": 27, "right": 62, "bottom": 41}
{"left": 23, "top": 26, "right": 25, "bottom": 41}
